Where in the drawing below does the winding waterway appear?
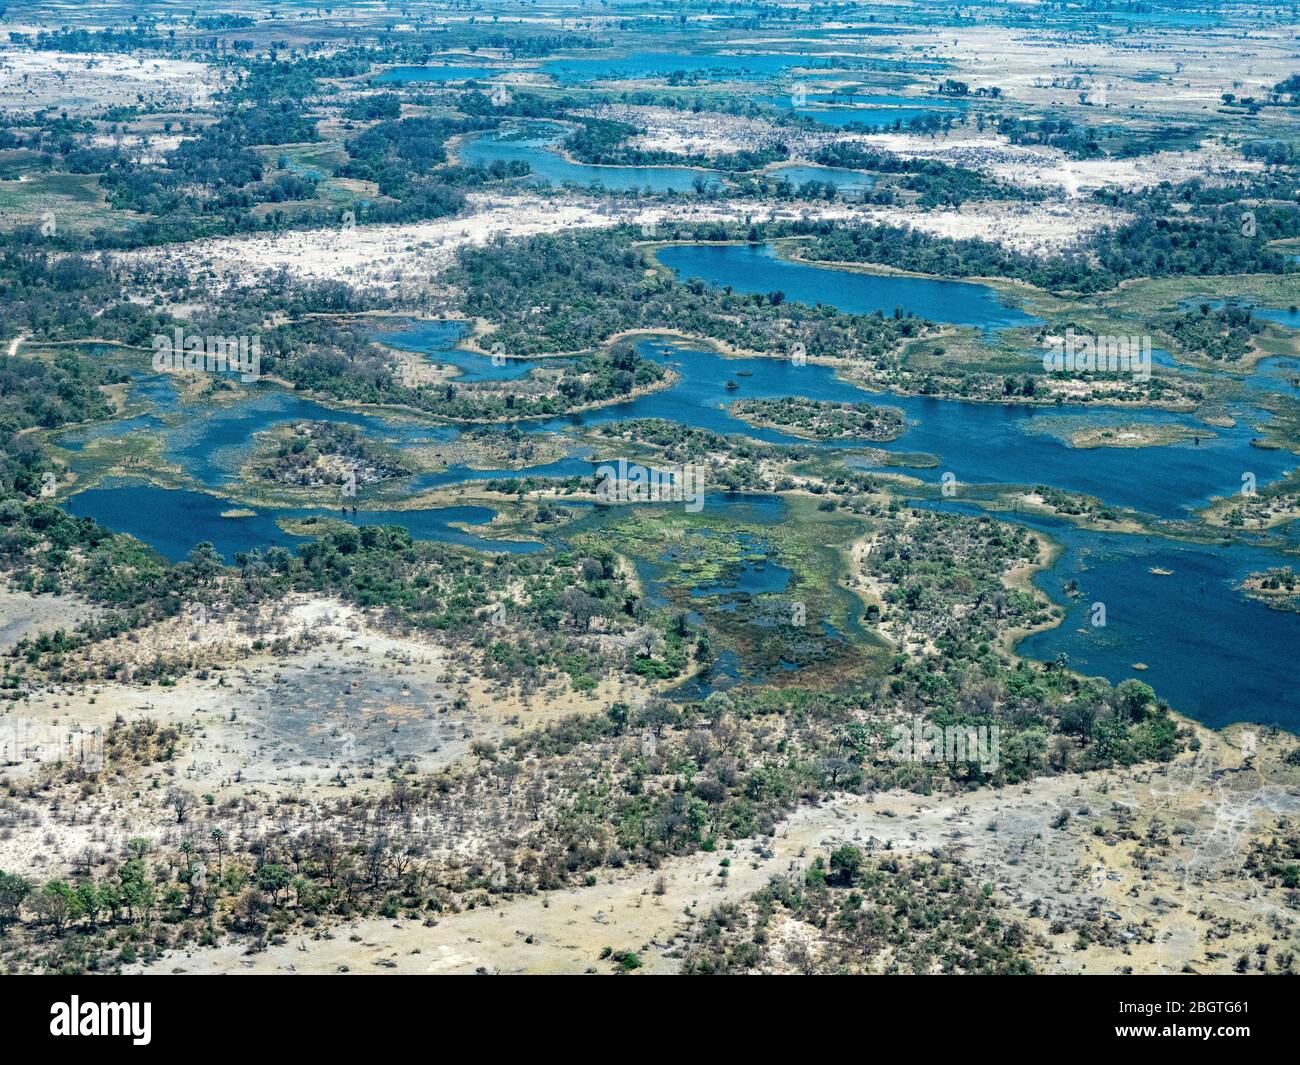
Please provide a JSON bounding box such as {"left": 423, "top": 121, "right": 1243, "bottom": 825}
{"left": 57, "top": 252, "right": 1300, "bottom": 728}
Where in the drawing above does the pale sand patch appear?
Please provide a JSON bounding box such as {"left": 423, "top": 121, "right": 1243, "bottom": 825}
{"left": 2, "top": 595, "right": 660, "bottom": 795}
{"left": 0, "top": 49, "right": 224, "bottom": 111}
{"left": 580, "top": 104, "right": 785, "bottom": 157}
{"left": 88, "top": 131, "right": 184, "bottom": 166}
{"left": 861, "top": 129, "right": 1263, "bottom": 195}
{"left": 845, "top": 198, "right": 1125, "bottom": 256}
{"left": 115, "top": 187, "right": 1109, "bottom": 291}
{"left": 0, "top": 587, "right": 100, "bottom": 652}
{"left": 0, "top": 594, "right": 665, "bottom": 882}
{"left": 901, "top": 21, "right": 1299, "bottom": 114}
{"left": 114, "top": 194, "right": 873, "bottom": 291}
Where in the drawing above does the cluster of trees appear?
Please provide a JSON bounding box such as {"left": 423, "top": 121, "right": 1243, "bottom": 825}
{"left": 729, "top": 396, "right": 905, "bottom": 440}
{"left": 0, "top": 347, "right": 118, "bottom": 498}
{"left": 98, "top": 102, "right": 319, "bottom": 229}
{"left": 563, "top": 116, "right": 789, "bottom": 173}
{"left": 255, "top": 421, "right": 408, "bottom": 487}
{"left": 1, "top": 492, "right": 680, "bottom": 695}
{"left": 0, "top": 57, "right": 541, "bottom": 249}
{"left": 994, "top": 115, "right": 1197, "bottom": 159}
{"left": 451, "top": 226, "right": 928, "bottom": 360}
{"left": 863, "top": 509, "right": 1180, "bottom": 774}
{"left": 682, "top": 848, "right": 1037, "bottom": 974}
{"left": 401, "top": 345, "right": 667, "bottom": 422}
{"left": 0, "top": 248, "right": 180, "bottom": 342}
{"left": 870, "top": 509, "right": 1046, "bottom": 650}
{"left": 595, "top": 418, "right": 801, "bottom": 468}
{"left": 257, "top": 333, "right": 667, "bottom": 423}
{"left": 1157, "top": 302, "right": 1264, "bottom": 363}
{"left": 1272, "top": 73, "right": 1300, "bottom": 105}
{"left": 340, "top": 114, "right": 491, "bottom": 207}
{"left": 812, "top": 142, "right": 1034, "bottom": 207}
{"left": 801, "top": 181, "right": 1299, "bottom": 293}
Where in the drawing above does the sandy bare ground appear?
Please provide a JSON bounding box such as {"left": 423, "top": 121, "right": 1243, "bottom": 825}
{"left": 117, "top": 187, "right": 1122, "bottom": 293}
{"left": 136, "top": 724, "right": 1299, "bottom": 975}
{"left": 0, "top": 594, "right": 661, "bottom": 882}
{"left": 0, "top": 49, "right": 223, "bottom": 112}
{"left": 861, "top": 129, "right": 1264, "bottom": 197}
{"left": 0, "top": 587, "right": 100, "bottom": 652}
{"left": 114, "top": 193, "right": 874, "bottom": 291}
{"left": 906, "top": 22, "right": 1300, "bottom": 116}
{"left": 116, "top": 194, "right": 617, "bottom": 291}
{"left": 580, "top": 104, "right": 790, "bottom": 157}
{"left": 853, "top": 197, "right": 1126, "bottom": 255}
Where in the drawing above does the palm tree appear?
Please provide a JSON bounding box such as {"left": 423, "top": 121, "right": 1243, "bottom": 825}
{"left": 210, "top": 829, "right": 226, "bottom": 879}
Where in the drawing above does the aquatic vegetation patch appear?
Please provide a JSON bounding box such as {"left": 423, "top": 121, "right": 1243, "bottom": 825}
{"left": 1018, "top": 417, "right": 1214, "bottom": 450}
{"left": 584, "top": 498, "right": 880, "bottom": 685}
{"left": 728, "top": 396, "right": 905, "bottom": 441}
{"left": 1239, "top": 567, "right": 1300, "bottom": 613}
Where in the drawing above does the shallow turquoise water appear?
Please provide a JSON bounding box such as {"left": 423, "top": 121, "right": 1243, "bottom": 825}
{"left": 765, "top": 164, "right": 876, "bottom": 192}
{"left": 459, "top": 123, "right": 722, "bottom": 193}
{"left": 371, "top": 319, "right": 545, "bottom": 382}
{"left": 538, "top": 337, "right": 1295, "bottom": 521}
{"left": 57, "top": 293, "right": 1300, "bottom": 729}
{"left": 161, "top": 393, "right": 456, "bottom": 489}
{"left": 760, "top": 93, "right": 962, "bottom": 129}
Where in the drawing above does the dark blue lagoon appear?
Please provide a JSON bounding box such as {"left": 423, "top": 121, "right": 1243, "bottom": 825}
{"left": 935, "top": 505, "right": 1300, "bottom": 729}
{"left": 1245, "top": 305, "right": 1300, "bottom": 330}
{"left": 1180, "top": 298, "right": 1300, "bottom": 331}
{"left": 658, "top": 243, "right": 1041, "bottom": 329}
{"left": 162, "top": 391, "right": 457, "bottom": 489}
{"left": 63, "top": 482, "right": 539, "bottom": 562}
{"left": 765, "top": 164, "right": 876, "bottom": 193}
{"left": 65, "top": 483, "right": 309, "bottom": 562}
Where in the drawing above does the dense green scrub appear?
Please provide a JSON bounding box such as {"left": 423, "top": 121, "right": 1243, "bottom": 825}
{"left": 729, "top": 396, "right": 905, "bottom": 440}
{"left": 450, "top": 227, "right": 930, "bottom": 357}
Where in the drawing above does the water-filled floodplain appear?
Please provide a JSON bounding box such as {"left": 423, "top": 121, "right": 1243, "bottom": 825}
{"left": 59, "top": 250, "right": 1300, "bottom": 729}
